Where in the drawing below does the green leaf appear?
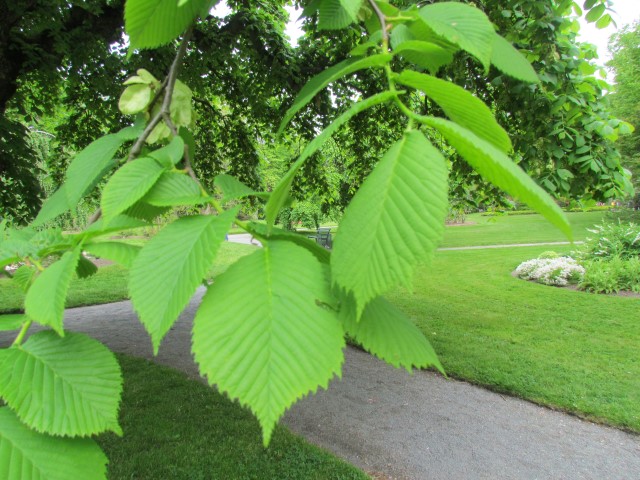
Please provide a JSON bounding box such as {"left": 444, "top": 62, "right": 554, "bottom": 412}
{"left": 118, "top": 84, "right": 152, "bottom": 115}
{"left": 0, "top": 229, "right": 37, "bottom": 259}
{"left": 490, "top": 34, "right": 539, "bottom": 83}
{"left": 101, "top": 157, "right": 165, "bottom": 221}
{"left": 342, "top": 295, "right": 444, "bottom": 374}
{"left": 393, "top": 40, "right": 454, "bottom": 73}
{"left": 331, "top": 131, "right": 448, "bottom": 318}
{"left": 146, "top": 120, "right": 171, "bottom": 144}
{"left": 136, "top": 68, "right": 158, "bottom": 84}
{"left": 0, "top": 331, "right": 122, "bottom": 436}
{"left": 317, "top": 0, "right": 362, "bottom": 30}
{"left": 390, "top": 23, "right": 415, "bottom": 49}
{"left": 395, "top": 70, "right": 512, "bottom": 153}
{"left": 179, "top": 126, "right": 197, "bottom": 159}
{"left": 25, "top": 247, "right": 82, "bottom": 335}
{"left": 123, "top": 201, "right": 171, "bottom": 222}
{"left": 143, "top": 172, "right": 206, "bottom": 206}
{"left": 585, "top": 3, "right": 605, "bottom": 22}
{"left": 148, "top": 136, "right": 185, "bottom": 167}
{"left": 130, "top": 210, "right": 236, "bottom": 354}
{"left": 595, "top": 13, "right": 612, "bottom": 29}
{"left": 420, "top": 116, "right": 572, "bottom": 240}
{"left": 82, "top": 214, "right": 148, "bottom": 239}
{"left": 0, "top": 407, "right": 108, "bottom": 480}
{"left": 170, "top": 80, "right": 193, "bottom": 127}
{"left": 277, "top": 54, "right": 392, "bottom": 135}
{"left": 268, "top": 91, "right": 397, "bottom": 229}
{"left": 125, "top": 0, "right": 210, "bottom": 51}
{"left": 339, "top": 0, "right": 363, "bottom": 19}
{"left": 116, "top": 118, "right": 146, "bottom": 141}
{"left": 192, "top": 241, "right": 345, "bottom": 446}
{"left": 0, "top": 314, "right": 26, "bottom": 332}
{"left": 302, "top": 0, "right": 323, "bottom": 18}
{"left": 214, "top": 174, "right": 260, "bottom": 202}
{"left": 32, "top": 186, "right": 72, "bottom": 228}
{"left": 418, "top": 2, "right": 495, "bottom": 71}
{"left": 30, "top": 229, "right": 68, "bottom": 256}
{"left": 84, "top": 242, "right": 141, "bottom": 269}
{"left": 248, "top": 222, "right": 331, "bottom": 265}
{"left": 76, "top": 255, "right": 98, "bottom": 279}
{"left": 12, "top": 266, "right": 36, "bottom": 292}
{"left": 65, "top": 134, "right": 127, "bottom": 207}
{"left": 123, "top": 75, "right": 146, "bottom": 86}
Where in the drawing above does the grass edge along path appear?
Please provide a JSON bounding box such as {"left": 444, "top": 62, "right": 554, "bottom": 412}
{"left": 98, "top": 354, "right": 368, "bottom": 480}
{"left": 0, "top": 242, "right": 258, "bottom": 314}
{"left": 388, "top": 244, "right": 640, "bottom": 433}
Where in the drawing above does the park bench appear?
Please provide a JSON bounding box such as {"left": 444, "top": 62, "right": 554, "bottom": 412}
{"left": 308, "top": 227, "right": 332, "bottom": 249}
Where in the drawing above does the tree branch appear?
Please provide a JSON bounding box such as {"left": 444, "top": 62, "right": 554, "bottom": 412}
{"left": 127, "top": 27, "right": 193, "bottom": 161}
{"left": 368, "top": 0, "right": 389, "bottom": 47}
{"left": 88, "top": 28, "right": 194, "bottom": 225}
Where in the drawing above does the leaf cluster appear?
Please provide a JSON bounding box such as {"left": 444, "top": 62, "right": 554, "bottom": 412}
{"left": 0, "top": 1, "right": 580, "bottom": 478}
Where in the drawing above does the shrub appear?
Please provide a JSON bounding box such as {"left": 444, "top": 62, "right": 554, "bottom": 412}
{"left": 277, "top": 201, "right": 322, "bottom": 230}
{"left": 605, "top": 206, "right": 640, "bottom": 224}
{"left": 515, "top": 257, "right": 585, "bottom": 286}
{"left": 576, "top": 222, "right": 640, "bottom": 261}
{"left": 578, "top": 257, "right": 640, "bottom": 294}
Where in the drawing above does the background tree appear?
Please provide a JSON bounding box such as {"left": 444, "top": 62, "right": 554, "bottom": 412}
{"left": 288, "top": 0, "right": 633, "bottom": 210}
{"left": 1, "top": 0, "right": 300, "bottom": 223}
{"left": 607, "top": 20, "right": 640, "bottom": 196}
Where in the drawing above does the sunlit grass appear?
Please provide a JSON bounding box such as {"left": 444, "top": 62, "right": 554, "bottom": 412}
{"left": 389, "top": 244, "right": 640, "bottom": 432}
{"left": 440, "top": 211, "right": 606, "bottom": 247}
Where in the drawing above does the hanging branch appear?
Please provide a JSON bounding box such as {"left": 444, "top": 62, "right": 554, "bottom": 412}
{"left": 128, "top": 27, "right": 194, "bottom": 161}
{"left": 88, "top": 28, "right": 194, "bottom": 225}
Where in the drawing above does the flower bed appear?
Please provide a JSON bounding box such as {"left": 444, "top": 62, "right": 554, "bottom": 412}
{"left": 515, "top": 256, "right": 584, "bottom": 286}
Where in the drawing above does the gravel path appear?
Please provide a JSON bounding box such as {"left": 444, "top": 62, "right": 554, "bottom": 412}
{"left": 1, "top": 292, "right": 638, "bottom": 480}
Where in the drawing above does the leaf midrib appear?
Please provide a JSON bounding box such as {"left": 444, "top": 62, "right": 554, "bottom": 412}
{"left": 17, "top": 346, "right": 112, "bottom": 427}
{"left": 353, "top": 134, "right": 409, "bottom": 290}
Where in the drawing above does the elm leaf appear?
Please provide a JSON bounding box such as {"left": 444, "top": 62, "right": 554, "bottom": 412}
{"left": 130, "top": 210, "right": 236, "bottom": 353}
{"left": 0, "top": 331, "right": 122, "bottom": 437}
{"left": 331, "top": 131, "right": 448, "bottom": 318}
{"left": 0, "top": 407, "right": 108, "bottom": 480}
{"left": 193, "top": 241, "right": 345, "bottom": 446}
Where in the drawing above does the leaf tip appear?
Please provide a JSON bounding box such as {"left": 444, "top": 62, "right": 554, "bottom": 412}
{"left": 261, "top": 423, "right": 276, "bottom": 447}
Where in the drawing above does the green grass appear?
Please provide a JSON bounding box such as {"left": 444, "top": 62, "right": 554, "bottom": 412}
{"left": 388, "top": 245, "right": 640, "bottom": 432}
{"left": 441, "top": 211, "right": 607, "bottom": 247}
{"left": 0, "top": 242, "right": 258, "bottom": 314}
{"left": 98, "top": 355, "right": 367, "bottom": 480}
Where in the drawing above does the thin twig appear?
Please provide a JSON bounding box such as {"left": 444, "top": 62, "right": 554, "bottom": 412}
{"left": 368, "top": 0, "right": 389, "bottom": 47}
{"left": 87, "top": 28, "right": 195, "bottom": 226}
{"left": 128, "top": 27, "right": 193, "bottom": 160}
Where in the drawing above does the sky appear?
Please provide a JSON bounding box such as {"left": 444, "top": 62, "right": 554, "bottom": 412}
{"left": 577, "top": 0, "right": 640, "bottom": 67}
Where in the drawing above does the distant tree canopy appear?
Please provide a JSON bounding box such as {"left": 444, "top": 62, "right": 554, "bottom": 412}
{"left": 1, "top": 0, "right": 300, "bottom": 223}
{"left": 291, "top": 0, "right": 634, "bottom": 209}
{"left": 608, "top": 20, "right": 640, "bottom": 190}
{"left": 0, "top": 0, "right": 633, "bottom": 224}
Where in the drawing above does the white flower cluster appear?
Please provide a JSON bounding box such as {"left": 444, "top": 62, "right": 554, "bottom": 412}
{"left": 515, "top": 257, "right": 585, "bottom": 286}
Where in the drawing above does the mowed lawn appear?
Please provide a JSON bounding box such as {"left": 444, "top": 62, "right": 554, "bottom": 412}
{"left": 388, "top": 244, "right": 640, "bottom": 432}
{"left": 97, "top": 355, "right": 367, "bottom": 480}
{"left": 441, "top": 211, "right": 606, "bottom": 247}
